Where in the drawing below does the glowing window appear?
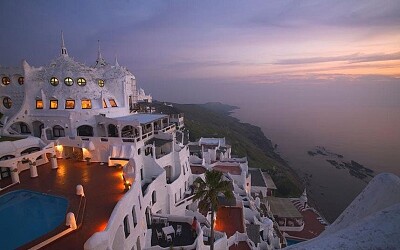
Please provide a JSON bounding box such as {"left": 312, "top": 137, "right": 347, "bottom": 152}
{"left": 102, "top": 99, "right": 107, "bottom": 108}
{"left": 18, "top": 77, "right": 24, "bottom": 85}
{"left": 77, "top": 78, "right": 86, "bottom": 86}
{"left": 50, "top": 100, "right": 58, "bottom": 109}
{"left": 50, "top": 77, "right": 59, "bottom": 86}
{"left": 2, "top": 97, "right": 12, "bottom": 109}
{"left": 2, "top": 77, "right": 11, "bottom": 85}
{"left": 98, "top": 79, "right": 104, "bottom": 87}
{"left": 109, "top": 98, "right": 118, "bottom": 107}
{"left": 65, "top": 100, "right": 75, "bottom": 109}
{"left": 36, "top": 100, "right": 43, "bottom": 109}
{"left": 64, "top": 77, "right": 74, "bottom": 86}
{"left": 81, "top": 99, "right": 92, "bottom": 109}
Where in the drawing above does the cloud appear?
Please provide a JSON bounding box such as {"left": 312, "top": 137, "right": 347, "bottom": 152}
{"left": 274, "top": 52, "right": 400, "bottom": 65}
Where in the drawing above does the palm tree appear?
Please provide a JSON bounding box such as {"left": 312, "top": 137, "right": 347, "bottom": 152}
{"left": 192, "top": 170, "right": 234, "bottom": 250}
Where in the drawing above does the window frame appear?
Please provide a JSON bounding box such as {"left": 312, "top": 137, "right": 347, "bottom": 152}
{"left": 81, "top": 99, "right": 92, "bottom": 109}
{"left": 64, "top": 77, "right": 74, "bottom": 86}
{"left": 77, "top": 77, "right": 86, "bottom": 86}
{"left": 2, "top": 76, "right": 11, "bottom": 85}
{"left": 18, "top": 77, "right": 24, "bottom": 85}
{"left": 98, "top": 79, "right": 105, "bottom": 87}
{"left": 65, "top": 99, "right": 75, "bottom": 109}
{"left": 50, "top": 77, "right": 59, "bottom": 86}
{"left": 109, "top": 98, "right": 118, "bottom": 107}
{"left": 2, "top": 97, "right": 12, "bottom": 109}
{"left": 50, "top": 100, "right": 58, "bottom": 109}
{"left": 36, "top": 99, "right": 43, "bottom": 109}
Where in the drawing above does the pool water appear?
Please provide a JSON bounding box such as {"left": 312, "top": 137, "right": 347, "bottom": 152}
{"left": 286, "top": 238, "right": 305, "bottom": 246}
{"left": 0, "top": 190, "right": 68, "bottom": 250}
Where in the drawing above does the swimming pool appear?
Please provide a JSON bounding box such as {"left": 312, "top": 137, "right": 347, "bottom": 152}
{"left": 0, "top": 190, "right": 68, "bottom": 250}
{"left": 286, "top": 238, "right": 305, "bottom": 245}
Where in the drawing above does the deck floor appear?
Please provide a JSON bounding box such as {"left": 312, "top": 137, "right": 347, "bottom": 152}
{"left": 0, "top": 159, "right": 124, "bottom": 250}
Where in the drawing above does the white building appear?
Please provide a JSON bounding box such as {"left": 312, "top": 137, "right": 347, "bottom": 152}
{"left": 0, "top": 35, "right": 283, "bottom": 250}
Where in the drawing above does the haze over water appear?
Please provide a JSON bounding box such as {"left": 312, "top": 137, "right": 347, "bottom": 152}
{"left": 229, "top": 81, "right": 400, "bottom": 222}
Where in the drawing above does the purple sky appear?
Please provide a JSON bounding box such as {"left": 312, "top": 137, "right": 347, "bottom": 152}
{"left": 0, "top": 0, "right": 399, "bottom": 102}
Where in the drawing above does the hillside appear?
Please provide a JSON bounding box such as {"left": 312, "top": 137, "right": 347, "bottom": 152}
{"left": 146, "top": 101, "right": 302, "bottom": 197}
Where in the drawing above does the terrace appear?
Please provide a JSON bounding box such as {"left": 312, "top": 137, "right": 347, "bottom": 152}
{"left": 0, "top": 158, "right": 124, "bottom": 249}
{"left": 149, "top": 217, "right": 197, "bottom": 248}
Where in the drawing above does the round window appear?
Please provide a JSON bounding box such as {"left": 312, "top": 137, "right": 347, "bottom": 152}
{"left": 18, "top": 77, "right": 24, "bottom": 85}
{"left": 2, "top": 77, "right": 11, "bottom": 85}
{"left": 77, "top": 78, "right": 86, "bottom": 86}
{"left": 98, "top": 79, "right": 104, "bottom": 87}
{"left": 64, "top": 77, "right": 74, "bottom": 86}
{"left": 3, "top": 97, "right": 12, "bottom": 109}
{"left": 50, "top": 77, "right": 59, "bottom": 86}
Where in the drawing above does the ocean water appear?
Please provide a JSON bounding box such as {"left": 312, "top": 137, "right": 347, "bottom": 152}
{"left": 228, "top": 82, "right": 400, "bottom": 222}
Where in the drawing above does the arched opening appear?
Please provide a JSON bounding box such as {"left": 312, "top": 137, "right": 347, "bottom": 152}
{"left": 121, "top": 125, "right": 138, "bottom": 138}
{"left": 152, "top": 191, "right": 157, "bottom": 204}
{"left": 21, "top": 147, "right": 40, "bottom": 155}
{"left": 53, "top": 125, "right": 65, "bottom": 138}
{"left": 77, "top": 125, "right": 94, "bottom": 137}
{"left": 107, "top": 124, "right": 119, "bottom": 137}
{"left": 10, "top": 122, "right": 31, "bottom": 135}
{"left": 165, "top": 165, "right": 172, "bottom": 184}
{"left": 136, "top": 236, "right": 141, "bottom": 250}
{"left": 0, "top": 155, "right": 15, "bottom": 179}
{"left": 32, "top": 121, "right": 44, "bottom": 138}
{"left": 145, "top": 207, "right": 152, "bottom": 227}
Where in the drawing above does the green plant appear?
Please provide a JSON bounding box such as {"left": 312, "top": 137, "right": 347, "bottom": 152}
{"left": 192, "top": 170, "right": 234, "bottom": 250}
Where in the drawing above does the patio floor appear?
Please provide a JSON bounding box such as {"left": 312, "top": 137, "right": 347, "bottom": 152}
{"left": 0, "top": 158, "right": 124, "bottom": 250}
{"left": 150, "top": 221, "right": 197, "bottom": 248}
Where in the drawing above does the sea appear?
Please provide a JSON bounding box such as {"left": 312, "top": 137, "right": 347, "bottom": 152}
{"left": 226, "top": 82, "right": 400, "bottom": 222}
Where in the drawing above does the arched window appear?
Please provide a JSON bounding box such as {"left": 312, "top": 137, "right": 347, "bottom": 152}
{"left": 2, "top": 97, "right": 12, "bottom": 109}
{"left": 102, "top": 99, "right": 107, "bottom": 108}
{"left": 50, "top": 77, "right": 59, "bottom": 86}
{"left": 18, "top": 77, "right": 24, "bottom": 85}
{"left": 77, "top": 125, "right": 94, "bottom": 137}
{"left": 152, "top": 191, "right": 157, "bottom": 204}
{"left": 98, "top": 79, "right": 104, "bottom": 87}
{"left": 107, "top": 124, "right": 119, "bottom": 137}
{"left": 53, "top": 125, "right": 65, "bottom": 138}
{"left": 2, "top": 76, "right": 10, "bottom": 85}
{"left": 109, "top": 98, "right": 118, "bottom": 107}
{"left": 77, "top": 78, "right": 86, "bottom": 86}
{"left": 21, "top": 147, "right": 40, "bottom": 155}
{"left": 64, "top": 77, "right": 74, "bottom": 86}
{"left": 121, "top": 125, "right": 135, "bottom": 138}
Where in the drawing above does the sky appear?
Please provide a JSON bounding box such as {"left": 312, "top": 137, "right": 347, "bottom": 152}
{"left": 0, "top": 0, "right": 399, "bottom": 102}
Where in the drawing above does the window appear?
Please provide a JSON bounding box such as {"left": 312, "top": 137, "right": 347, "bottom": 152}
{"left": 123, "top": 215, "right": 130, "bottom": 238}
{"left": 20, "top": 123, "right": 30, "bottom": 134}
{"left": 18, "top": 77, "right": 24, "bottom": 85}
{"left": 98, "top": 79, "right": 104, "bottom": 87}
{"left": 2, "top": 97, "right": 12, "bottom": 109}
{"left": 109, "top": 98, "right": 118, "bottom": 107}
{"left": 81, "top": 99, "right": 92, "bottom": 109}
{"left": 64, "top": 77, "right": 74, "bottom": 86}
{"left": 152, "top": 191, "right": 157, "bottom": 204}
{"left": 36, "top": 100, "right": 43, "bottom": 109}
{"left": 50, "top": 100, "right": 58, "bottom": 109}
{"left": 2, "top": 77, "right": 10, "bottom": 85}
{"left": 138, "top": 195, "right": 142, "bottom": 209}
{"left": 53, "top": 125, "right": 65, "bottom": 138}
{"left": 137, "top": 148, "right": 141, "bottom": 155}
{"left": 102, "top": 99, "right": 107, "bottom": 108}
{"left": 132, "top": 206, "right": 137, "bottom": 227}
{"left": 50, "top": 77, "right": 59, "bottom": 86}
{"left": 77, "top": 78, "right": 86, "bottom": 86}
{"left": 65, "top": 100, "right": 75, "bottom": 109}
{"left": 140, "top": 168, "right": 143, "bottom": 181}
